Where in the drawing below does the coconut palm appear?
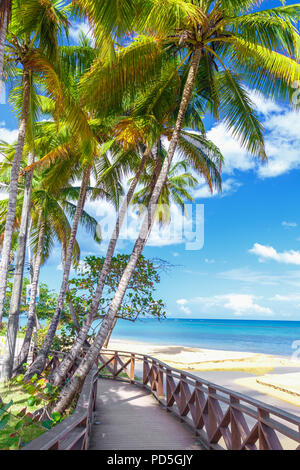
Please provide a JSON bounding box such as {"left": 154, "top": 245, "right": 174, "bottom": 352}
{"left": 0, "top": 146, "right": 101, "bottom": 378}
{"left": 102, "top": 157, "right": 213, "bottom": 348}
{"left": 13, "top": 180, "right": 100, "bottom": 375}
{"left": 52, "top": 0, "right": 300, "bottom": 414}
{"left": 47, "top": 57, "right": 197, "bottom": 386}
{"left": 0, "top": 33, "right": 96, "bottom": 378}
{"left": 1, "top": 70, "right": 45, "bottom": 379}
{"left": 21, "top": 35, "right": 126, "bottom": 379}
{"left": 23, "top": 27, "right": 167, "bottom": 381}
{"left": 0, "top": 0, "right": 69, "bottom": 325}
{"left": 48, "top": 144, "right": 150, "bottom": 387}
{"left": 48, "top": 57, "right": 223, "bottom": 388}
{"left": 0, "top": 0, "right": 12, "bottom": 89}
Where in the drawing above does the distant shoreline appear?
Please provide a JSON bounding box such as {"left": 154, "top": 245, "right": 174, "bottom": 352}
{"left": 105, "top": 337, "right": 298, "bottom": 374}
{"left": 107, "top": 318, "right": 300, "bottom": 357}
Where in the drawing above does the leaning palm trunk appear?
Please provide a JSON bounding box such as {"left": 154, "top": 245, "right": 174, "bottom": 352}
{"left": 52, "top": 47, "right": 202, "bottom": 413}
{"left": 27, "top": 223, "right": 41, "bottom": 332}
{"left": 0, "top": 6, "right": 8, "bottom": 95}
{"left": 62, "top": 242, "right": 80, "bottom": 332}
{"left": 24, "top": 165, "right": 92, "bottom": 380}
{"left": 66, "top": 285, "right": 80, "bottom": 332}
{"left": 13, "top": 219, "right": 45, "bottom": 375}
{"left": 1, "top": 155, "right": 35, "bottom": 380}
{"left": 49, "top": 151, "right": 149, "bottom": 387}
{"left": 0, "top": 69, "right": 31, "bottom": 326}
{"left": 102, "top": 317, "right": 117, "bottom": 348}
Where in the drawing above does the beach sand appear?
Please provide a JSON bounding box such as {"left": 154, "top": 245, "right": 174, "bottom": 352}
{"left": 106, "top": 338, "right": 298, "bottom": 374}
{"left": 105, "top": 338, "right": 300, "bottom": 412}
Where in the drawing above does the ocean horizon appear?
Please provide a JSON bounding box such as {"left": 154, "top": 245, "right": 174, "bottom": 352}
{"left": 17, "top": 316, "right": 300, "bottom": 358}
{"left": 108, "top": 318, "right": 300, "bottom": 358}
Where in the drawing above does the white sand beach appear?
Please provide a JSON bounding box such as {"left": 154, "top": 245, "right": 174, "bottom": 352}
{"left": 106, "top": 338, "right": 298, "bottom": 373}
{"left": 105, "top": 338, "right": 300, "bottom": 413}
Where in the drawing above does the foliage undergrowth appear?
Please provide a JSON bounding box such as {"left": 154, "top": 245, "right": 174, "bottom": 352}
{"left": 0, "top": 362, "right": 69, "bottom": 450}
{"left": 99, "top": 365, "right": 142, "bottom": 382}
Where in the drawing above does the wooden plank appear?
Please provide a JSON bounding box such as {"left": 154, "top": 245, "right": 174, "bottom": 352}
{"left": 89, "top": 379, "right": 204, "bottom": 450}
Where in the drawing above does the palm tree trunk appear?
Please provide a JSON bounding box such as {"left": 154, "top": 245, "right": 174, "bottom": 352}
{"left": 49, "top": 150, "right": 149, "bottom": 387}
{"left": 24, "top": 165, "right": 92, "bottom": 380}
{"left": 62, "top": 242, "right": 80, "bottom": 332}
{"left": 66, "top": 285, "right": 80, "bottom": 331}
{"left": 0, "top": 5, "right": 8, "bottom": 94}
{"left": 13, "top": 219, "right": 45, "bottom": 375}
{"left": 26, "top": 222, "right": 41, "bottom": 331}
{"left": 103, "top": 317, "right": 117, "bottom": 348}
{"left": 0, "top": 68, "right": 31, "bottom": 326}
{"left": 52, "top": 47, "right": 203, "bottom": 413}
{"left": 1, "top": 153, "right": 35, "bottom": 380}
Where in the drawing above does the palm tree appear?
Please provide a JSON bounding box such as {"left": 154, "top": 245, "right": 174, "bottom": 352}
{"left": 48, "top": 145, "right": 150, "bottom": 386}
{"left": 1, "top": 70, "right": 42, "bottom": 379}
{"left": 0, "top": 147, "right": 100, "bottom": 378}
{"left": 52, "top": 0, "right": 300, "bottom": 414}
{"left": 14, "top": 181, "right": 100, "bottom": 374}
{"left": 103, "top": 157, "right": 212, "bottom": 348}
{"left": 47, "top": 53, "right": 213, "bottom": 386}
{"left": 49, "top": 65, "right": 223, "bottom": 389}
{"left": 0, "top": 0, "right": 69, "bottom": 325}
{"left": 0, "top": 0, "right": 12, "bottom": 89}
{"left": 21, "top": 32, "right": 124, "bottom": 379}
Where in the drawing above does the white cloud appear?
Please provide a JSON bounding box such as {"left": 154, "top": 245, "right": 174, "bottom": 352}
{"left": 282, "top": 221, "right": 297, "bottom": 228}
{"left": 176, "top": 293, "right": 272, "bottom": 316}
{"left": 193, "top": 177, "right": 242, "bottom": 199}
{"left": 207, "top": 123, "right": 255, "bottom": 174}
{"left": 222, "top": 294, "right": 272, "bottom": 316}
{"left": 176, "top": 298, "right": 191, "bottom": 314}
{"left": 205, "top": 90, "right": 300, "bottom": 179}
{"left": 247, "top": 88, "right": 282, "bottom": 115}
{"left": 0, "top": 125, "right": 18, "bottom": 144}
{"left": 270, "top": 294, "right": 300, "bottom": 302}
{"left": 249, "top": 243, "right": 300, "bottom": 265}
{"left": 69, "top": 21, "right": 94, "bottom": 43}
{"left": 218, "top": 267, "right": 282, "bottom": 285}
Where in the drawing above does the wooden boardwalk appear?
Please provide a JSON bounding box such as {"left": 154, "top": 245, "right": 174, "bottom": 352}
{"left": 88, "top": 378, "right": 204, "bottom": 450}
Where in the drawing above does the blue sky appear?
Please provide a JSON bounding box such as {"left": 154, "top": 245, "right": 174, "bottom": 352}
{"left": 1, "top": 0, "right": 300, "bottom": 321}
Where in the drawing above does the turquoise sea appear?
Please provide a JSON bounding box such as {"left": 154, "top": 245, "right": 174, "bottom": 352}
{"left": 109, "top": 318, "right": 300, "bottom": 357}
{"left": 18, "top": 316, "right": 300, "bottom": 357}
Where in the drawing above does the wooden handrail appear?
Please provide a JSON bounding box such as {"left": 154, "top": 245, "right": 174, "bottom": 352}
{"left": 22, "top": 352, "right": 98, "bottom": 451}
{"left": 99, "top": 349, "right": 300, "bottom": 450}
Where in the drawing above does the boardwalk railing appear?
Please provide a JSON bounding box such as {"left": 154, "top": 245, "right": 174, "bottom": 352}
{"left": 23, "top": 352, "right": 98, "bottom": 450}
{"left": 98, "top": 349, "right": 300, "bottom": 450}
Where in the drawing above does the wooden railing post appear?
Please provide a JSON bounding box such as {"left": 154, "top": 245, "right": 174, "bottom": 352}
{"left": 151, "top": 359, "right": 156, "bottom": 393}
{"left": 113, "top": 351, "right": 117, "bottom": 377}
{"left": 208, "top": 386, "right": 218, "bottom": 443}
{"left": 258, "top": 408, "right": 270, "bottom": 450}
{"left": 143, "top": 356, "right": 147, "bottom": 385}
{"left": 157, "top": 364, "right": 164, "bottom": 398}
{"left": 230, "top": 396, "right": 242, "bottom": 450}
{"left": 130, "top": 353, "right": 135, "bottom": 382}
{"left": 258, "top": 408, "right": 282, "bottom": 450}
{"left": 166, "top": 368, "right": 174, "bottom": 409}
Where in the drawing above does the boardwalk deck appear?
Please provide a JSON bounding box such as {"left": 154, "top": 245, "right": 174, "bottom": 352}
{"left": 88, "top": 379, "right": 204, "bottom": 450}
